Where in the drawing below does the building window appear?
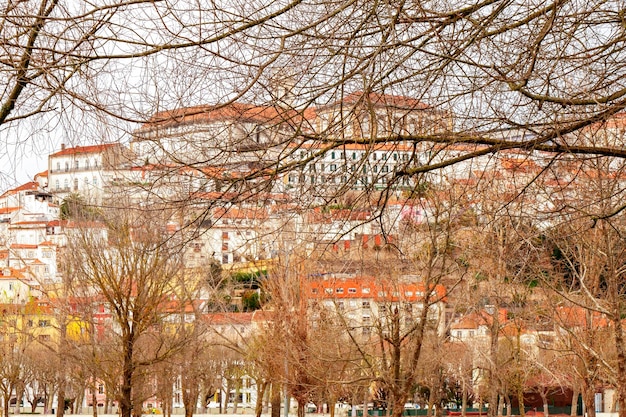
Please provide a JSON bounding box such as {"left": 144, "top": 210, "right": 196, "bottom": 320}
{"left": 74, "top": 178, "right": 79, "bottom": 191}
{"left": 222, "top": 232, "right": 229, "bottom": 240}
{"left": 39, "top": 320, "right": 49, "bottom": 327}
{"left": 55, "top": 180, "right": 60, "bottom": 190}
{"left": 56, "top": 162, "right": 60, "bottom": 172}
{"left": 382, "top": 165, "right": 389, "bottom": 173}
{"left": 93, "top": 159, "right": 98, "bottom": 167}
{"left": 331, "top": 151, "right": 336, "bottom": 159}
{"left": 348, "top": 288, "right": 357, "bottom": 294}
{"left": 336, "top": 288, "right": 344, "bottom": 294}
{"left": 65, "top": 162, "right": 69, "bottom": 171}
{"left": 362, "top": 301, "right": 370, "bottom": 308}
{"left": 222, "top": 254, "right": 229, "bottom": 264}
{"left": 93, "top": 177, "right": 98, "bottom": 186}
{"left": 222, "top": 242, "right": 229, "bottom": 251}
{"left": 75, "top": 160, "right": 79, "bottom": 169}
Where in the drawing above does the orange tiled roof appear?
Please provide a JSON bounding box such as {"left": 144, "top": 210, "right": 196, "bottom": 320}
{"left": 0, "top": 207, "right": 19, "bottom": 214}
{"left": 0, "top": 181, "right": 39, "bottom": 198}
{"left": 307, "top": 276, "right": 447, "bottom": 302}
{"left": 327, "top": 92, "right": 431, "bottom": 110}
{"left": 139, "top": 103, "right": 309, "bottom": 131}
{"left": 49, "top": 143, "right": 118, "bottom": 157}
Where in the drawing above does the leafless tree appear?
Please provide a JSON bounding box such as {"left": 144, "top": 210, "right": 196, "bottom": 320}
{"left": 60, "top": 203, "right": 205, "bottom": 417}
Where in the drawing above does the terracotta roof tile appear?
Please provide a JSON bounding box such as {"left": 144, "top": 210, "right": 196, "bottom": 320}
{"left": 49, "top": 143, "right": 118, "bottom": 157}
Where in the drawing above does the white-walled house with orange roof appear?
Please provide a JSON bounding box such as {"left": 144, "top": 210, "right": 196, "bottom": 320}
{"left": 130, "top": 103, "right": 293, "bottom": 167}
{"left": 0, "top": 267, "right": 42, "bottom": 303}
{"left": 47, "top": 142, "right": 131, "bottom": 203}
{"left": 306, "top": 274, "right": 448, "bottom": 338}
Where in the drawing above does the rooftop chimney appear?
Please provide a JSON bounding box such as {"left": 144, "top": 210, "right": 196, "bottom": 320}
{"left": 60, "top": 143, "right": 65, "bottom": 150}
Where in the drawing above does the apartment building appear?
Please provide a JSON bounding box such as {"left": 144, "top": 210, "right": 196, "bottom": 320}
{"left": 307, "top": 274, "right": 448, "bottom": 338}
{"left": 47, "top": 143, "right": 131, "bottom": 203}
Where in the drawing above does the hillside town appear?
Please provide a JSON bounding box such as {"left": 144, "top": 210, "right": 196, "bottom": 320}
{"left": 1, "top": 92, "right": 625, "bottom": 417}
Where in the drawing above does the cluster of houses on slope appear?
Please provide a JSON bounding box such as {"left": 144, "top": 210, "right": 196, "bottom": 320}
{"left": 1, "top": 91, "right": 626, "bottom": 414}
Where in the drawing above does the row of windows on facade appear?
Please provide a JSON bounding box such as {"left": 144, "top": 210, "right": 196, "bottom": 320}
{"left": 288, "top": 174, "right": 410, "bottom": 186}
{"left": 299, "top": 150, "right": 413, "bottom": 161}
{"left": 331, "top": 300, "right": 416, "bottom": 312}
{"left": 313, "top": 287, "right": 426, "bottom": 297}
{"left": 53, "top": 159, "right": 99, "bottom": 173}
{"left": 54, "top": 177, "right": 99, "bottom": 190}
{"left": 305, "top": 162, "right": 405, "bottom": 173}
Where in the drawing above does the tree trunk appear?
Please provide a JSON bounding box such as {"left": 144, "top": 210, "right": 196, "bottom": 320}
{"left": 56, "top": 380, "right": 66, "bottom": 417}
{"left": 329, "top": 400, "right": 336, "bottom": 417}
{"left": 517, "top": 387, "right": 525, "bottom": 417}
{"left": 255, "top": 381, "right": 267, "bottom": 417}
{"left": 120, "top": 336, "right": 134, "bottom": 417}
{"left": 4, "top": 395, "right": 10, "bottom": 417}
{"left": 539, "top": 389, "right": 549, "bottom": 417}
{"left": 271, "top": 384, "right": 281, "bottom": 417}
{"left": 581, "top": 388, "right": 596, "bottom": 417}
{"left": 92, "top": 384, "right": 98, "bottom": 417}
{"left": 461, "top": 380, "right": 467, "bottom": 417}
{"left": 505, "top": 395, "right": 511, "bottom": 417}
{"left": 570, "top": 388, "right": 578, "bottom": 417}
{"left": 233, "top": 379, "right": 240, "bottom": 415}
{"left": 297, "top": 401, "right": 305, "bottom": 417}
{"left": 182, "top": 381, "right": 199, "bottom": 417}
{"left": 612, "top": 318, "right": 626, "bottom": 417}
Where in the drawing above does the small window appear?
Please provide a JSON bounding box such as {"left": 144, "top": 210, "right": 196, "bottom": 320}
{"left": 331, "top": 151, "right": 336, "bottom": 159}
{"left": 311, "top": 288, "right": 318, "bottom": 294}
{"left": 325, "top": 288, "right": 333, "bottom": 294}
{"left": 336, "top": 288, "right": 344, "bottom": 294}
{"left": 362, "top": 288, "right": 370, "bottom": 294}
{"left": 362, "top": 301, "right": 370, "bottom": 308}
{"left": 348, "top": 288, "right": 357, "bottom": 294}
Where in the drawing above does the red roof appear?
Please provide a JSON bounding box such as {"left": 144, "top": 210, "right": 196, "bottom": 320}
{"left": 0, "top": 181, "right": 39, "bottom": 198}
{"left": 0, "top": 207, "right": 19, "bottom": 214}
{"left": 139, "top": 102, "right": 309, "bottom": 131}
{"left": 327, "top": 91, "right": 431, "bottom": 110}
{"left": 49, "top": 143, "right": 118, "bottom": 157}
{"left": 307, "top": 276, "right": 447, "bottom": 302}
